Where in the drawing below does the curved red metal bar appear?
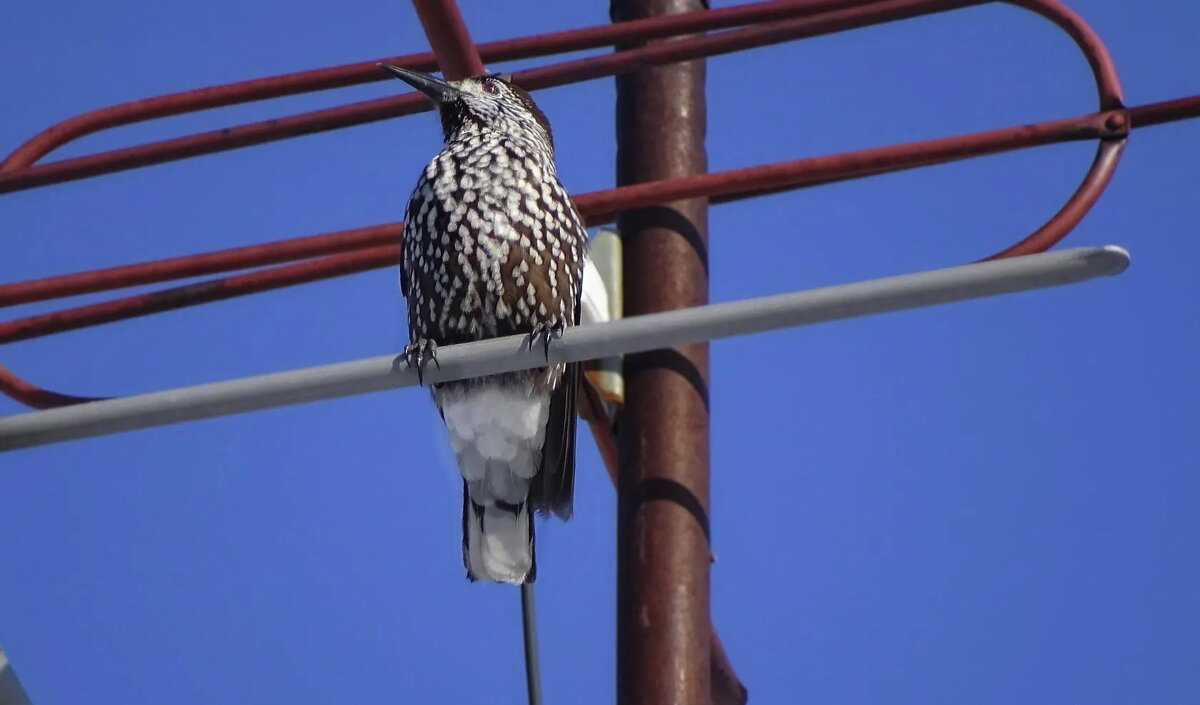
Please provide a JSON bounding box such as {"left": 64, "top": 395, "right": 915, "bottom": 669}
{"left": 0, "top": 105, "right": 1131, "bottom": 348}
{"left": 0, "top": 6, "right": 1154, "bottom": 702}
{"left": 0, "top": 96, "right": 1143, "bottom": 314}
{"left": 0, "top": 0, "right": 905, "bottom": 183}
{"left": 4, "top": 0, "right": 1198, "bottom": 409}
{"left": 0, "top": 0, "right": 989, "bottom": 195}
{"left": 0, "top": 0, "right": 1128, "bottom": 304}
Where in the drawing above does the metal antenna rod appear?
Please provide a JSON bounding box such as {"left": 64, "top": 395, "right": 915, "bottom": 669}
{"left": 520, "top": 583, "right": 543, "bottom": 705}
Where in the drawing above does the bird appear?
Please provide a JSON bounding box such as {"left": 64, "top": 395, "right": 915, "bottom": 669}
{"left": 380, "top": 64, "right": 588, "bottom": 584}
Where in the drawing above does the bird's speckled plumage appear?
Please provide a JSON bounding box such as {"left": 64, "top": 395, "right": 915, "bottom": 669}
{"left": 387, "top": 67, "right": 587, "bottom": 584}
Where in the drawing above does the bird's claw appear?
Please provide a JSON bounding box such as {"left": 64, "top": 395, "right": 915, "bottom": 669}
{"left": 526, "top": 319, "right": 566, "bottom": 362}
{"left": 397, "top": 338, "right": 440, "bottom": 385}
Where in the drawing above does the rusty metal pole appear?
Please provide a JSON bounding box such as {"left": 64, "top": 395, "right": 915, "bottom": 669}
{"left": 612, "top": 0, "right": 712, "bottom": 704}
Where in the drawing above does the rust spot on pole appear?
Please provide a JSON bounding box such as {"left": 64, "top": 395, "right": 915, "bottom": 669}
{"left": 613, "top": 0, "right": 720, "bottom": 703}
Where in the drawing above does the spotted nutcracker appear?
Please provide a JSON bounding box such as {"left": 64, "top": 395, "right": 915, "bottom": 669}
{"left": 380, "top": 65, "right": 587, "bottom": 584}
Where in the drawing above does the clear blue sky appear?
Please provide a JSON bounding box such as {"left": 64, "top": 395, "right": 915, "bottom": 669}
{"left": 2, "top": 1, "right": 1197, "bottom": 703}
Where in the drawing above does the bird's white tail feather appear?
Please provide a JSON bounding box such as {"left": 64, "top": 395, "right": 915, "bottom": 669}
{"left": 440, "top": 384, "right": 548, "bottom": 583}
{"left": 465, "top": 503, "right": 532, "bottom": 584}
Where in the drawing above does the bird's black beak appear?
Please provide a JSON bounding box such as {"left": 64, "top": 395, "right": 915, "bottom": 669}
{"left": 378, "top": 64, "right": 460, "bottom": 103}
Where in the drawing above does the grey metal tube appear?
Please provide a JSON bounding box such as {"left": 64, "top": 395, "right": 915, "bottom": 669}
{"left": 0, "top": 246, "right": 1128, "bottom": 452}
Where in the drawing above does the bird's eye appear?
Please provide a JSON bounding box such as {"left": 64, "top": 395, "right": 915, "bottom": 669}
{"left": 481, "top": 77, "right": 500, "bottom": 95}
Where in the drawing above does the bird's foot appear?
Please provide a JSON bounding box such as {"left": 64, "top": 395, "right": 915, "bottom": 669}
{"left": 525, "top": 319, "right": 566, "bottom": 362}
{"left": 396, "top": 338, "right": 440, "bottom": 385}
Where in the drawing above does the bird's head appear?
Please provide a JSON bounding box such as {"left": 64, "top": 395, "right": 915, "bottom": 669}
{"left": 380, "top": 65, "right": 554, "bottom": 151}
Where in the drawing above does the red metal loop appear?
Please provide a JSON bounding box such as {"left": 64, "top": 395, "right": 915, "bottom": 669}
{"left": 0, "top": 367, "right": 104, "bottom": 409}
{"left": 0, "top": 0, "right": 902, "bottom": 181}
{"left": 978, "top": 0, "right": 1127, "bottom": 259}
{"left": 2, "top": 0, "right": 1195, "bottom": 409}
{"left": 0, "top": 0, "right": 995, "bottom": 195}
{"left": 0, "top": 104, "right": 1130, "bottom": 349}
{"left": 983, "top": 138, "right": 1126, "bottom": 260}
{"left": 1012, "top": 0, "right": 1123, "bottom": 110}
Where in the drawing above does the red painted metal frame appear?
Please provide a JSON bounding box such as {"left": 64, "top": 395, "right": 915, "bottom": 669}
{"left": 411, "top": 0, "right": 486, "bottom": 78}
{"left": 1, "top": 0, "right": 1198, "bottom": 410}
{"left": 0, "top": 0, "right": 949, "bottom": 193}
{"left": 2, "top": 1, "right": 1195, "bottom": 700}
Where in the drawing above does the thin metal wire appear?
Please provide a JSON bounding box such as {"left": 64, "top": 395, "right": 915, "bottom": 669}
{"left": 0, "top": 246, "right": 1129, "bottom": 451}
{"left": 520, "top": 583, "right": 543, "bottom": 705}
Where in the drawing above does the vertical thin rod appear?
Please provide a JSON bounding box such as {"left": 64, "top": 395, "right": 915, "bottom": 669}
{"left": 613, "top": 0, "right": 713, "bottom": 703}
{"left": 0, "top": 648, "right": 32, "bottom": 705}
{"left": 520, "top": 583, "right": 543, "bottom": 705}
